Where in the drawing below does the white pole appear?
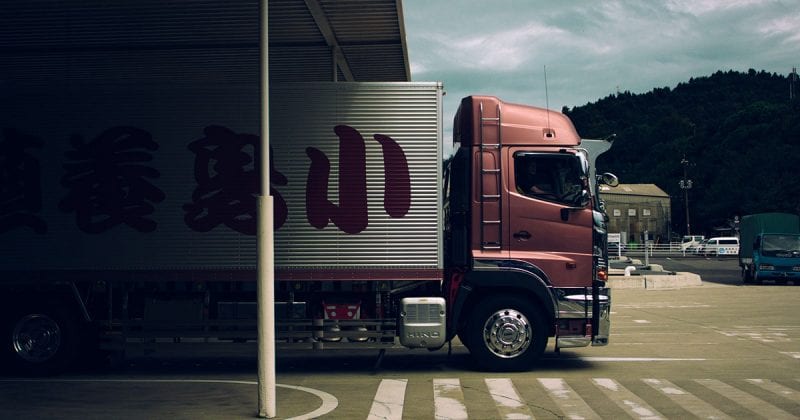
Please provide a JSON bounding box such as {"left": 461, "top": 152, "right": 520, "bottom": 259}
{"left": 258, "top": 0, "right": 277, "bottom": 417}
{"left": 257, "top": 197, "right": 276, "bottom": 418}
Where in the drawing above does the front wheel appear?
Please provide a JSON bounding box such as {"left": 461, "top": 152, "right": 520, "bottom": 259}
{"left": 464, "top": 295, "right": 548, "bottom": 371}
{"left": 742, "top": 266, "right": 753, "bottom": 284}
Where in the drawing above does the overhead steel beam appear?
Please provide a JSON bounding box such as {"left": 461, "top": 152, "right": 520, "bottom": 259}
{"left": 304, "top": 0, "right": 355, "bottom": 81}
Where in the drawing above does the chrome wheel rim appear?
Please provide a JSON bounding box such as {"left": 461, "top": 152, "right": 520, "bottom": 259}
{"left": 12, "top": 314, "right": 61, "bottom": 363}
{"left": 482, "top": 308, "right": 531, "bottom": 358}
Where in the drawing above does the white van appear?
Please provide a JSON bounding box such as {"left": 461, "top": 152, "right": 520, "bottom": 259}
{"left": 700, "top": 237, "right": 740, "bottom": 256}
{"left": 681, "top": 235, "right": 705, "bottom": 251}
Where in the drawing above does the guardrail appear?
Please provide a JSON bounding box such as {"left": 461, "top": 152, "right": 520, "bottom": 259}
{"left": 609, "top": 242, "right": 739, "bottom": 258}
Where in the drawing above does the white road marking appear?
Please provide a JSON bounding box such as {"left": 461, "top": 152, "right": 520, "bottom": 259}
{"left": 280, "top": 384, "right": 339, "bottom": 420}
{"left": 539, "top": 378, "right": 600, "bottom": 419}
{"left": 6, "top": 376, "right": 799, "bottom": 419}
{"left": 715, "top": 326, "right": 796, "bottom": 343}
{"left": 633, "top": 320, "right": 651, "bottom": 324}
{"left": 747, "top": 379, "right": 800, "bottom": 402}
{"left": 368, "top": 379, "right": 407, "bottom": 420}
{"left": 433, "top": 378, "right": 468, "bottom": 420}
{"left": 485, "top": 378, "right": 533, "bottom": 419}
{"left": 0, "top": 379, "right": 338, "bottom": 420}
{"left": 780, "top": 352, "right": 800, "bottom": 359}
{"left": 579, "top": 357, "right": 706, "bottom": 362}
{"left": 643, "top": 379, "right": 731, "bottom": 419}
{"left": 696, "top": 379, "right": 795, "bottom": 419}
{"left": 592, "top": 378, "right": 663, "bottom": 419}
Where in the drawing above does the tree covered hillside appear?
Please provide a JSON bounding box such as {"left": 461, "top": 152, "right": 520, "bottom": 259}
{"left": 565, "top": 69, "right": 800, "bottom": 236}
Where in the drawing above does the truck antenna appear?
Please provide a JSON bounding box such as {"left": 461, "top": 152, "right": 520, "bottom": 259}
{"left": 544, "top": 65, "right": 553, "bottom": 138}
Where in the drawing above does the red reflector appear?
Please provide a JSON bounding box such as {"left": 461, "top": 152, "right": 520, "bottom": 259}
{"left": 597, "top": 270, "right": 608, "bottom": 281}
{"left": 585, "top": 323, "right": 593, "bottom": 337}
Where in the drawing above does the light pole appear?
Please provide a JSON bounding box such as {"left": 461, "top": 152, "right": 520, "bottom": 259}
{"left": 679, "top": 157, "right": 692, "bottom": 235}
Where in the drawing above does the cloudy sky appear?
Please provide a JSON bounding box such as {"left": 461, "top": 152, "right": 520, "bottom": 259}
{"left": 403, "top": 0, "right": 799, "bottom": 141}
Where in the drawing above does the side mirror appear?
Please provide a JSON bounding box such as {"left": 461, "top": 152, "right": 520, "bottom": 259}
{"left": 599, "top": 172, "right": 619, "bottom": 187}
{"left": 578, "top": 189, "right": 591, "bottom": 207}
{"left": 753, "top": 237, "right": 760, "bottom": 250}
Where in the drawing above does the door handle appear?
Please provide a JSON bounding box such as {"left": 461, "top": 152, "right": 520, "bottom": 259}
{"left": 513, "top": 230, "right": 531, "bottom": 240}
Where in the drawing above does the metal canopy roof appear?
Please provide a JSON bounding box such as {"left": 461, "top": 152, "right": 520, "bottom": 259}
{"left": 1, "top": 0, "right": 411, "bottom": 83}
{"left": 270, "top": 0, "right": 411, "bottom": 82}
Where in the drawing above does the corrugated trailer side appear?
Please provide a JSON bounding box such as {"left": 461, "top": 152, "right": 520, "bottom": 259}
{"left": 271, "top": 82, "right": 444, "bottom": 281}
{"left": 0, "top": 82, "right": 443, "bottom": 276}
{"left": 0, "top": 80, "right": 444, "bottom": 374}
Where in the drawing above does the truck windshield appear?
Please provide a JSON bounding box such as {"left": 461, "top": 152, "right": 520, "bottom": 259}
{"left": 762, "top": 234, "right": 800, "bottom": 256}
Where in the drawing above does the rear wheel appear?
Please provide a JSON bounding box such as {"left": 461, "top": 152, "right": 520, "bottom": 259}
{"left": 465, "top": 294, "right": 548, "bottom": 371}
{"left": 2, "top": 304, "right": 80, "bottom": 375}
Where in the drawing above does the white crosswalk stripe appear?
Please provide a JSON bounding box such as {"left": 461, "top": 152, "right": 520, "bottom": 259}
{"left": 643, "top": 378, "right": 732, "bottom": 419}
{"left": 592, "top": 378, "right": 664, "bottom": 419}
{"left": 538, "top": 377, "right": 600, "bottom": 419}
{"left": 484, "top": 378, "right": 533, "bottom": 419}
{"left": 696, "top": 379, "right": 796, "bottom": 419}
{"left": 748, "top": 379, "right": 800, "bottom": 403}
{"left": 367, "top": 378, "right": 407, "bottom": 420}
{"left": 433, "top": 378, "right": 468, "bottom": 420}
{"left": 364, "top": 377, "right": 800, "bottom": 419}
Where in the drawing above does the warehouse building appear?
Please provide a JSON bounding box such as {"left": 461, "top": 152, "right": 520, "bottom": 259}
{"left": 599, "top": 183, "right": 672, "bottom": 245}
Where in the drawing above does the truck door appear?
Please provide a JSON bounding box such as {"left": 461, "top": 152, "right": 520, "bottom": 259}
{"left": 506, "top": 150, "right": 594, "bottom": 287}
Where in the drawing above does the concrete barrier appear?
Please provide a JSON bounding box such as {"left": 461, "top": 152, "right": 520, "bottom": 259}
{"left": 608, "top": 271, "right": 702, "bottom": 289}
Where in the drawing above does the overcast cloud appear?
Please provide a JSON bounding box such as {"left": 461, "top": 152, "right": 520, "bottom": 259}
{"left": 403, "top": 0, "right": 799, "bottom": 146}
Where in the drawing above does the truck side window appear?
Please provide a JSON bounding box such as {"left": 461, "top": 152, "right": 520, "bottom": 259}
{"left": 514, "top": 153, "right": 585, "bottom": 205}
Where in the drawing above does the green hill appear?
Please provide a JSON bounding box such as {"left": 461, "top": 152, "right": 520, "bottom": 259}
{"left": 565, "top": 69, "right": 800, "bottom": 236}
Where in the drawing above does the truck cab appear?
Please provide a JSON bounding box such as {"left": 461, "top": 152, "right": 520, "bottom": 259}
{"left": 740, "top": 213, "right": 800, "bottom": 284}
{"left": 444, "top": 96, "right": 615, "bottom": 370}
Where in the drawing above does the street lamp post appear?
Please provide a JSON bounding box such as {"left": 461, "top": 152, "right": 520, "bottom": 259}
{"left": 679, "top": 157, "right": 692, "bottom": 235}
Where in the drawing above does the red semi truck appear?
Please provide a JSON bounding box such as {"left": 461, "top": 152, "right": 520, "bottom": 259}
{"left": 1, "top": 81, "right": 617, "bottom": 374}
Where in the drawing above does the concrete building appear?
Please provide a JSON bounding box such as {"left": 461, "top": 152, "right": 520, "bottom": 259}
{"left": 600, "top": 183, "right": 672, "bottom": 245}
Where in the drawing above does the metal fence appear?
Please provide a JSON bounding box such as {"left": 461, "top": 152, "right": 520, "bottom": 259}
{"left": 610, "top": 242, "right": 739, "bottom": 258}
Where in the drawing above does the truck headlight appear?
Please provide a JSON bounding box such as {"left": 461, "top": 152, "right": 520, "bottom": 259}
{"left": 793, "top": 266, "right": 800, "bottom": 272}
{"left": 759, "top": 264, "right": 775, "bottom": 271}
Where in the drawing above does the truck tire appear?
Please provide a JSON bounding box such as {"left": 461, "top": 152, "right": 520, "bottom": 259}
{"left": 2, "top": 304, "right": 80, "bottom": 375}
{"left": 742, "top": 267, "right": 753, "bottom": 284}
{"left": 465, "top": 294, "right": 548, "bottom": 371}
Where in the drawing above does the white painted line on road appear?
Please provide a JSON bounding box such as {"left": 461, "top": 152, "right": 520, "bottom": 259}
{"left": 539, "top": 378, "right": 600, "bottom": 420}
{"left": 643, "top": 379, "right": 731, "bottom": 420}
{"left": 633, "top": 320, "right": 651, "bottom": 324}
{"left": 368, "top": 379, "right": 407, "bottom": 420}
{"left": 747, "top": 379, "right": 800, "bottom": 403}
{"left": 579, "top": 357, "right": 706, "bottom": 362}
{"left": 485, "top": 378, "right": 533, "bottom": 420}
{"left": 592, "top": 378, "right": 663, "bottom": 420}
{"left": 280, "top": 384, "right": 338, "bottom": 420}
{"left": 696, "top": 379, "right": 795, "bottom": 419}
{"left": 0, "top": 379, "right": 338, "bottom": 420}
{"left": 780, "top": 352, "right": 800, "bottom": 359}
{"left": 433, "top": 378, "right": 468, "bottom": 420}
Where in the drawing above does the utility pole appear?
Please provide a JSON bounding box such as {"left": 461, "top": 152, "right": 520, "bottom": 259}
{"left": 679, "top": 157, "right": 692, "bottom": 235}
